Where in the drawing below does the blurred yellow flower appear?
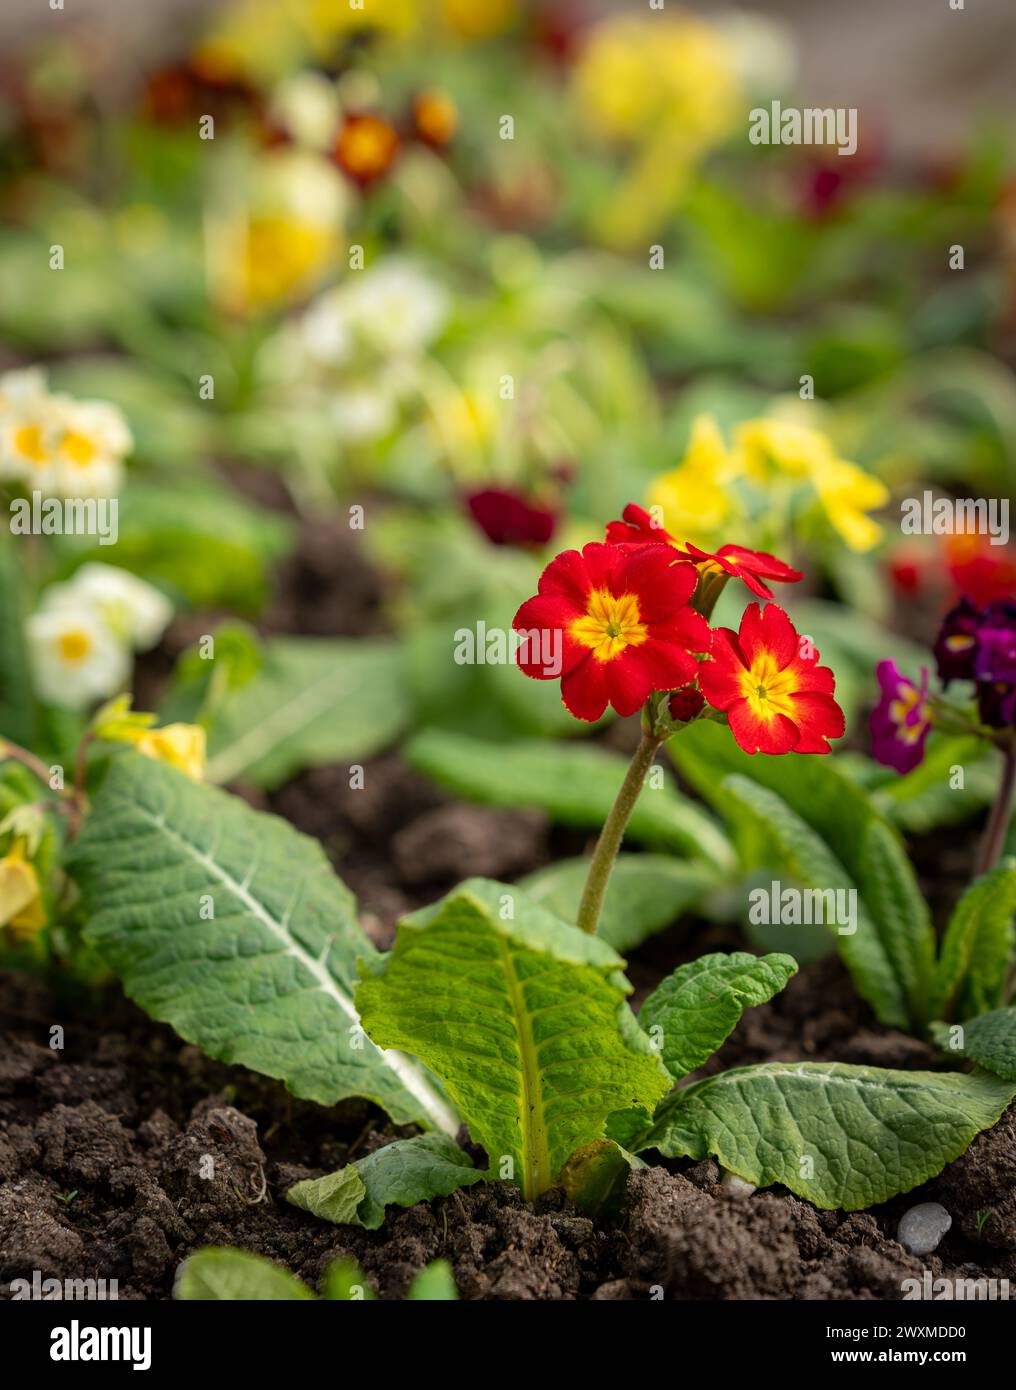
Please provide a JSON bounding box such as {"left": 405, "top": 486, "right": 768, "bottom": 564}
{"left": 734, "top": 417, "right": 889, "bottom": 551}
{"left": 645, "top": 415, "right": 741, "bottom": 543}
{"left": 573, "top": 14, "right": 739, "bottom": 147}
{"left": 441, "top": 0, "right": 516, "bottom": 40}
{"left": 735, "top": 418, "right": 837, "bottom": 481}
{"left": 0, "top": 839, "right": 46, "bottom": 940}
{"left": 135, "top": 724, "right": 207, "bottom": 781}
{"left": 809, "top": 457, "right": 889, "bottom": 553}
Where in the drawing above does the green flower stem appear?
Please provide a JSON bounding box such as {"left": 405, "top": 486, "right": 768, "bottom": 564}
{"left": 576, "top": 726, "right": 664, "bottom": 936}
{"left": 974, "top": 744, "right": 1016, "bottom": 878}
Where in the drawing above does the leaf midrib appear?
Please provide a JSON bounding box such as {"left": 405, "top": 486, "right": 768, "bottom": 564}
{"left": 496, "top": 933, "right": 551, "bottom": 1199}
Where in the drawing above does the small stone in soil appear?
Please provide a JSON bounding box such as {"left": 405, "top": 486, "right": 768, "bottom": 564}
{"left": 897, "top": 1202, "right": 952, "bottom": 1255}
{"left": 720, "top": 1169, "right": 757, "bottom": 1199}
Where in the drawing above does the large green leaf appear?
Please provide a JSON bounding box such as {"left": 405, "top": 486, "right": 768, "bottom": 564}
{"left": 175, "top": 1249, "right": 315, "bottom": 1301}
{"left": 932, "top": 1008, "right": 1016, "bottom": 1081}
{"left": 356, "top": 878, "right": 672, "bottom": 1200}
{"left": 672, "top": 722, "right": 934, "bottom": 1029}
{"left": 520, "top": 854, "right": 716, "bottom": 952}
{"left": 719, "top": 777, "right": 909, "bottom": 1029}
{"left": 69, "top": 755, "right": 457, "bottom": 1134}
{"left": 202, "top": 638, "right": 410, "bottom": 788}
{"left": 406, "top": 730, "right": 732, "bottom": 867}
{"left": 930, "top": 861, "right": 1016, "bottom": 1022}
{"left": 286, "top": 1133, "right": 483, "bottom": 1230}
{"left": 642, "top": 1061, "right": 1016, "bottom": 1210}
{"left": 639, "top": 951, "right": 797, "bottom": 1081}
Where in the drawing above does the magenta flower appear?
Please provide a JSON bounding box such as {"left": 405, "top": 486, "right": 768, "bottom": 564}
{"left": 871, "top": 660, "right": 932, "bottom": 773}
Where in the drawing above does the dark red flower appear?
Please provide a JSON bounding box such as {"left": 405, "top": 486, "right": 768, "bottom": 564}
{"left": 466, "top": 489, "right": 557, "bottom": 548}
{"left": 513, "top": 543, "right": 710, "bottom": 722}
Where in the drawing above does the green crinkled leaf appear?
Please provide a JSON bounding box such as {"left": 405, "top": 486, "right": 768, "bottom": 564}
{"left": 930, "top": 860, "right": 1016, "bottom": 1022}
{"left": 406, "top": 730, "right": 732, "bottom": 867}
{"left": 175, "top": 1248, "right": 315, "bottom": 1301}
{"left": 69, "top": 755, "right": 457, "bottom": 1134}
{"left": 356, "top": 878, "right": 672, "bottom": 1200}
{"left": 286, "top": 1133, "right": 484, "bottom": 1230}
{"left": 407, "top": 1260, "right": 458, "bottom": 1301}
{"left": 639, "top": 951, "right": 798, "bottom": 1082}
{"left": 520, "top": 854, "right": 717, "bottom": 952}
{"left": 720, "top": 777, "right": 909, "bottom": 1029}
{"left": 673, "top": 722, "right": 934, "bottom": 1029}
{"left": 203, "top": 638, "right": 410, "bottom": 789}
{"left": 932, "top": 1008, "right": 1016, "bottom": 1081}
{"left": 559, "top": 1138, "right": 646, "bottom": 1215}
{"left": 641, "top": 1061, "right": 1016, "bottom": 1210}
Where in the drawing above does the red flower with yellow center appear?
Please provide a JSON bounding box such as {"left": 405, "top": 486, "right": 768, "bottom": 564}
{"left": 513, "top": 543, "right": 710, "bottom": 721}
{"left": 698, "top": 603, "right": 845, "bottom": 754}
{"left": 334, "top": 113, "right": 400, "bottom": 186}
{"left": 604, "top": 504, "right": 802, "bottom": 600}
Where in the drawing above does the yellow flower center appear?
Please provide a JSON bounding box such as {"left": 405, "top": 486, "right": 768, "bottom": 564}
{"left": 58, "top": 630, "right": 93, "bottom": 664}
{"left": 61, "top": 431, "right": 98, "bottom": 466}
{"left": 889, "top": 686, "right": 929, "bottom": 744}
{"left": 13, "top": 424, "right": 49, "bottom": 465}
{"left": 570, "top": 589, "right": 647, "bottom": 662}
{"left": 738, "top": 653, "right": 798, "bottom": 721}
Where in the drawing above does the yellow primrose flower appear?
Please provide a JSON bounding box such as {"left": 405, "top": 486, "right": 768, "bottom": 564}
{"left": 135, "top": 724, "right": 207, "bottom": 781}
{"left": 734, "top": 418, "right": 840, "bottom": 481}
{"left": 644, "top": 415, "right": 741, "bottom": 543}
{"left": 809, "top": 456, "right": 889, "bottom": 552}
{"left": 0, "top": 839, "right": 46, "bottom": 940}
{"left": 572, "top": 15, "right": 739, "bottom": 147}
{"left": 734, "top": 417, "right": 889, "bottom": 551}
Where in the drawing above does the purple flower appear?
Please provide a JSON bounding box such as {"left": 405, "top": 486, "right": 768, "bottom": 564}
{"left": 974, "top": 601, "right": 1016, "bottom": 727}
{"left": 871, "top": 660, "right": 932, "bottom": 773}
{"left": 933, "top": 598, "right": 980, "bottom": 685}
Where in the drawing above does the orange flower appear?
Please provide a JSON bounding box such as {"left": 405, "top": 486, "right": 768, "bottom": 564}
{"left": 334, "top": 113, "right": 400, "bottom": 186}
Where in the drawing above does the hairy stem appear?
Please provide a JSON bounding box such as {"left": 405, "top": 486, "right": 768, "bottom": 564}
{"left": 0, "top": 739, "right": 65, "bottom": 795}
{"left": 974, "top": 745, "right": 1016, "bottom": 878}
{"left": 576, "top": 727, "right": 663, "bottom": 936}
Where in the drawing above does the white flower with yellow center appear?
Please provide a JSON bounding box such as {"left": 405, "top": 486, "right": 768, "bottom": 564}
{"left": 51, "top": 396, "right": 132, "bottom": 498}
{"left": 27, "top": 608, "right": 130, "bottom": 709}
{"left": 0, "top": 390, "right": 59, "bottom": 492}
{"left": 41, "top": 563, "right": 172, "bottom": 652}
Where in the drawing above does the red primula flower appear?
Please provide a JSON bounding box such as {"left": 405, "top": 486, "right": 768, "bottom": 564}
{"left": 698, "top": 603, "right": 845, "bottom": 754}
{"left": 604, "top": 504, "right": 802, "bottom": 599}
{"left": 513, "top": 542, "right": 710, "bottom": 722}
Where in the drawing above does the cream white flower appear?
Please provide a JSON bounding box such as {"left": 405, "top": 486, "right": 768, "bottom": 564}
{"left": 341, "top": 260, "right": 448, "bottom": 356}
{"left": 0, "top": 390, "right": 60, "bottom": 492}
{"left": 27, "top": 608, "right": 130, "bottom": 710}
{"left": 51, "top": 396, "right": 132, "bottom": 498}
{"left": 41, "top": 563, "right": 172, "bottom": 652}
{"left": 269, "top": 72, "right": 340, "bottom": 152}
{"left": 298, "top": 287, "right": 355, "bottom": 367}
{"left": 0, "top": 366, "right": 49, "bottom": 410}
{"left": 329, "top": 384, "right": 396, "bottom": 444}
